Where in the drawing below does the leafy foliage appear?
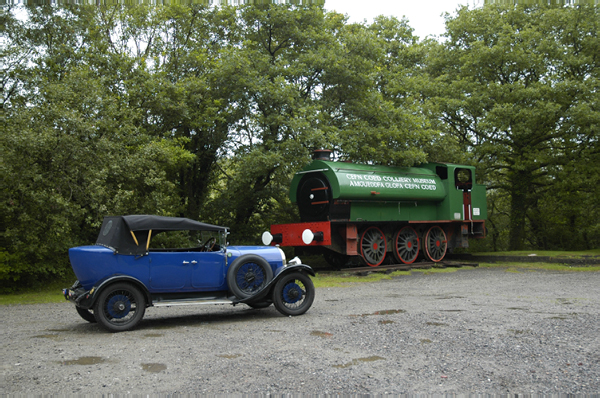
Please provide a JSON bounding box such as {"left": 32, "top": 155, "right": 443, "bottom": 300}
{"left": 428, "top": 4, "right": 599, "bottom": 250}
{"left": 1, "top": 3, "right": 598, "bottom": 289}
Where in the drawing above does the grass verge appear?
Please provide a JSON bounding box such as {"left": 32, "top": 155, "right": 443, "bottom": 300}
{"left": 474, "top": 249, "right": 600, "bottom": 258}
{"left": 0, "top": 279, "right": 74, "bottom": 306}
{"left": 477, "top": 262, "right": 600, "bottom": 272}
{"left": 312, "top": 270, "right": 413, "bottom": 288}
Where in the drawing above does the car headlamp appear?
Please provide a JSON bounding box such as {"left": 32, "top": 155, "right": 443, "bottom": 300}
{"left": 288, "top": 256, "right": 301, "bottom": 266}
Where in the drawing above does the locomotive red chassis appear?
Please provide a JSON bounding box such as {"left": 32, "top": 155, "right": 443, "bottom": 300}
{"left": 268, "top": 220, "right": 486, "bottom": 266}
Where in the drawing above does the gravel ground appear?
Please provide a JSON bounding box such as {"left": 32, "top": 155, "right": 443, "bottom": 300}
{"left": 1, "top": 267, "right": 599, "bottom": 395}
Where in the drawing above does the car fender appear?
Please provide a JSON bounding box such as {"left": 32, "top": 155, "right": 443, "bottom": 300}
{"left": 77, "top": 274, "right": 152, "bottom": 310}
{"left": 239, "top": 263, "right": 315, "bottom": 304}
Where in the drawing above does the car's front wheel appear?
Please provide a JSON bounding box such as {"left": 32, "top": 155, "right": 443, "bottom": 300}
{"left": 272, "top": 272, "right": 315, "bottom": 316}
{"left": 94, "top": 283, "right": 146, "bottom": 332}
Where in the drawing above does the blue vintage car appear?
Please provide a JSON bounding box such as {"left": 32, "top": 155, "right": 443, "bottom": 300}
{"left": 63, "top": 215, "right": 315, "bottom": 332}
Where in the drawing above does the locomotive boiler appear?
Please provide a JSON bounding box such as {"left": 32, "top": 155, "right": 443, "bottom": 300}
{"left": 263, "top": 150, "right": 487, "bottom": 267}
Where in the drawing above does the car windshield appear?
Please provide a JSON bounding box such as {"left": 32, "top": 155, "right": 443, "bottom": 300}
{"left": 150, "top": 230, "right": 226, "bottom": 250}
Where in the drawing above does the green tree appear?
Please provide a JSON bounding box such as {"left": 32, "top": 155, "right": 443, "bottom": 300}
{"left": 124, "top": 5, "right": 245, "bottom": 220}
{"left": 203, "top": 7, "right": 442, "bottom": 241}
{"left": 1, "top": 6, "right": 193, "bottom": 287}
{"left": 202, "top": 4, "right": 343, "bottom": 240}
{"left": 428, "top": 4, "right": 599, "bottom": 250}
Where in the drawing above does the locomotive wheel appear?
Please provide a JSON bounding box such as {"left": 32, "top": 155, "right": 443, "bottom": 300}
{"left": 393, "top": 226, "right": 420, "bottom": 264}
{"left": 360, "top": 227, "right": 387, "bottom": 267}
{"left": 423, "top": 225, "right": 447, "bottom": 262}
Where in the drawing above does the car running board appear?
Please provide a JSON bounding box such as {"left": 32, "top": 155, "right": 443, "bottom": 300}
{"left": 152, "top": 298, "right": 235, "bottom": 307}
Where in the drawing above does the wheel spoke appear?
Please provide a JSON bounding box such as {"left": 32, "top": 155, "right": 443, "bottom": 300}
{"left": 228, "top": 255, "right": 274, "bottom": 300}
{"left": 236, "top": 263, "right": 266, "bottom": 293}
{"left": 360, "top": 227, "right": 387, "bottom": 267}
{"left": 281, "top": 280, "right": 307, "bottom": 309}
{"left": 94, "top": 283, "right": 145, "bottom": 332}
{"left": 394, "top": 226, "right": 419, "bottom": 264}
{"left": 424, "top": 226, "right": 447, "bottom": 262}
{"left": 272, "top": 272, "right": 315, "bottom": 316}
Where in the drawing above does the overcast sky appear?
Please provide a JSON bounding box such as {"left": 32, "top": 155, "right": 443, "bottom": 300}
{"left": 322, "top": 0, "right": 484, "bottom": 39}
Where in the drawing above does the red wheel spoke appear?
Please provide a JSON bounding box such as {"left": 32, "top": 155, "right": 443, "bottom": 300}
{"left": 360, "top": 227, "right": 387, "bottom": 267}
{"left": 393, "top": 226, "right": 419, "bottom": 264}
{"left": 424, "top": 226, "right": 447, "bottom": 262}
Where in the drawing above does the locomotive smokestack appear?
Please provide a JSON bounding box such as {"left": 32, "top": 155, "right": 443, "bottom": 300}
{"left": 312, "top": 149, "right": 332, "bottom": 161}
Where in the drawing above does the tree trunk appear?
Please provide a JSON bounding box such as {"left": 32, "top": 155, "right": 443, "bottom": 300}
{"left": 181, "top": 155, "right": 213, "bottom": 220}
{"left": 508, "top": 171, "right": 530, "bottom": 251}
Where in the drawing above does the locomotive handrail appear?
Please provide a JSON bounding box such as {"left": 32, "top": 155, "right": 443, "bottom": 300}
{"left": 295, "top": 168, "right": 328, "bottom": 175}
{"left": 332, "top": 167, "right": 441, "bottom": 177}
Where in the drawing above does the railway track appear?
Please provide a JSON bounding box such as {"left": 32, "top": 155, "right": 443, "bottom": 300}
{"left": 329, "top": 261, "right": 479, "bottom": 275}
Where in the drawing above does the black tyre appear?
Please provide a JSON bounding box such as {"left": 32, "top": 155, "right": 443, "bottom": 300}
{"left": 227, "top": 255, "right": 274, "bottom": 299}
{"left": 75, "top": 306, "right": 97, "bottom": 323}
{"left": 93, "top": 283, "right": 146, "bottom": 332}
{"left": 272, "top": 272, "right": 315, "bottom": 316}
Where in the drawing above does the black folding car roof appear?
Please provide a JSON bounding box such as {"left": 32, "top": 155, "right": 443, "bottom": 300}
{"left": 96, "top": 215, "right": 228, "bottom": 255}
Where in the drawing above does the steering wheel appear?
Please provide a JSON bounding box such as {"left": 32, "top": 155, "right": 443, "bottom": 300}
{"left": 202, "top": 237, "right": 217, "bottom": 252}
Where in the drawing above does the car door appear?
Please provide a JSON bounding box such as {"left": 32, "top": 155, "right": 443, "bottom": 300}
{"left": 147, "top": 251, "right": 191, "bottom": 291}
{"left": 190, "top": 251, "right": 226, "bottom": 290}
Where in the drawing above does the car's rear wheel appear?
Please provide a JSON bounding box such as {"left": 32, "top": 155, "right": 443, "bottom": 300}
{"left": 94, "top": 283, "right": 146, "bottom": 332}
{"left": 227, "top": 255, "right": 273, "bottom": 299}
{"left": 75, "top": 306, "right": 97, "bottom": 323}
{"left": 272, "top": 272, "right": 315, "bottom": 316}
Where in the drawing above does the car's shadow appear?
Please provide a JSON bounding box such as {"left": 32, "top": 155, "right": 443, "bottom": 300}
{"left": 139, "top": 305, "right": 281, "bottom": 331}
{"left": 61, "top": 305, "right": 283, "bottom": 334}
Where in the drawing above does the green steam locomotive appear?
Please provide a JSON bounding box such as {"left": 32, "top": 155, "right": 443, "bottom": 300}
{"left": 263, "top": 150, "right": 487, "bottom": 267}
